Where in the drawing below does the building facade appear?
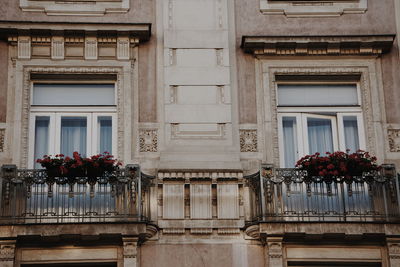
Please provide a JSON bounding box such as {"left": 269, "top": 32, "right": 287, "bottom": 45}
{"left": 0, "top": 0, "right": 400, "bottom": 266}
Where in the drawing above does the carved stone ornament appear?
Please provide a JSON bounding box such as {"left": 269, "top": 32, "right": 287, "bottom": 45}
{"left": 240, "top": 129, "right": 258, "bottom": 152}
{"left": 244, "top": 224, "right": 260, "bottom": 239}
{"left": 0, "top": 243, "right": 15, "bottom": 261}
{"left": 388, "top": 129, "right": 400, "bottom": 152}
{"left": 0, "top": 129, "right": 5, "bottom": 153}
{"left": 139, "top": 129, "right": 158, "bottom": 152}
{"left": 123, "top": 238, "right": 138, "bottom": 259}
{"left": 388, "top": 242, "right": 400, "bottom": 259}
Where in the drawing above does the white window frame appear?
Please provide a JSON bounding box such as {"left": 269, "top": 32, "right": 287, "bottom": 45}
{"left": 277, "top": 82, "right": 366, "bottom": 167}
{"left": 28, "top": 81, "right": 118, "bottom": 168}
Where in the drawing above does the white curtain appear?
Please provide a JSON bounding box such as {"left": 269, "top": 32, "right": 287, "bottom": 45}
{"left": 34, "top": 116, "right": 50, "bottom": 168}
{"left": 61, "top": 117, "right": 87, "bottom": 157}
{"left": 343, "top": 116, "right": 359, "bottom": 153}
{"left": 307, "top": 117, "right": 333, "bottom": 154}
{"left": 98, "top": 116, "right": 112, "bottom": 154}
{"left": 282, "top": 117, "right": 298, "bottom": 167}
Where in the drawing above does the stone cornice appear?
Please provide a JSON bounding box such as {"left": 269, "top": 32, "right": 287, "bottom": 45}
{"left": 0, "top": 21, "right": 151, "bottom": 43}
{"left": 241, "top": 35, "right": 395, "bottom": 56}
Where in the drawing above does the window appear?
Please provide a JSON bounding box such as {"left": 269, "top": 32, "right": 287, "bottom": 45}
{"left": 29, "top": 83, "right": 117, "bottom": 168}
{"left": 260, "top": 0, "right": 367, "bottom": 17}
{"left": 277, "top": 83, "right": 366, "bottom": 167}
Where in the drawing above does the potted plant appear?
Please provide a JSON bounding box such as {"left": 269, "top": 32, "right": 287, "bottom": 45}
{"left": 295, "top": 150, "right": 380, "bottom": 181}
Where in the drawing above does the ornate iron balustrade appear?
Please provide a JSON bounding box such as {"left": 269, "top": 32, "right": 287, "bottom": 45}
{"left": 246, "top": 164, "right": 400, "bottom": 222}
{"left": 0, "top": 164, "right": 153, "bottom": 224}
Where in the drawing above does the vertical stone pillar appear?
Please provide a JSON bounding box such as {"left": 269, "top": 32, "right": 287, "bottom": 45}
{"left": 387, "top": 238, "right": 400, "bottom": 267}
{"left": 266, "top": 237, "right": 284, "bottom": 267}
{"left": 0, "top": 240, "right": 16, "bottom": 267}
{"left": 123, "top": 237, "right": 138, "bottom": 267}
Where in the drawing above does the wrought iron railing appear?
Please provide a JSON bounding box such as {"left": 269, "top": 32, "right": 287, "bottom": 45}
{"left": 246, "top": 164, "right": 400, "bottom": 223}
{"left": 0, "top": 164, "right": 153, "bottom": 224}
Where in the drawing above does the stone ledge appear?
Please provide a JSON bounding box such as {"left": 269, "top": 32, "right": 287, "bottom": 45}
{"left": 241, "top": 35, "right": 395, "bottom": 56}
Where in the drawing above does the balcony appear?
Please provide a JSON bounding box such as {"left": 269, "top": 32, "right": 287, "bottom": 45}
{"left": 246, "top": 164, "right": 400, "bottom": 223}
{"left": 0, "top": 164, "right": 153, "bottom": 224}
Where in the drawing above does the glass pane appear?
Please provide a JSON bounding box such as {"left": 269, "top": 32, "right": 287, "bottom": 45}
{"left": 98, "top": 116, "right": 112, "bottom": 154}
{"left": 33, "top": 84, "right": 115, "bottom": 105}
{"left": 34, "top": 116, "right": 50, "bottom": 168}
{"left": 307, "top": 117, "right": 334, "bottom": 154}
{"left": 343, "top": 116, "right": 360, "bottom": 153}
{"left": 282, "top": 117, "right": 298, "bottom": 167}
{"left": 61, "top": 117, "right": 87, "bottom": 157}
{"left": 278, "top": 84, "right": 358, "bottom": 106}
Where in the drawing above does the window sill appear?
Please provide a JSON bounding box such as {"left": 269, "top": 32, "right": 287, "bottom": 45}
{"left": 260, "top": 0, "right": 367, "bottom": 17}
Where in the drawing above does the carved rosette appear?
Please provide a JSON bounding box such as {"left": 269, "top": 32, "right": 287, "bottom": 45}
{"left": 240, "top": 129, "right": 258, "bottom": 152}
{"left": 139, "top": 129, "right": 158, "bottom": 152}
{"left": 388, "top": 129, "right": 400, "bottom": 152}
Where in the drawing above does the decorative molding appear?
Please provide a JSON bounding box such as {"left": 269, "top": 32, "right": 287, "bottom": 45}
{"left": 267, "top": 237, "right": 283, "bottom": 258}
{"left": 144, "top": 225, "right": 158, "bottom": 239}
{"left": 190, "top": 228, "right": 213, "bottom": 235}
{"left": 0, "top": 241, "right": 15, "bottom": 262}
{"left": 20, "top": 0, "right": 130, "bottom": 16}
{"left": 158, "top": 170, "right": 243, "bottom": 182}
{"left": 122, "top": 237, "right": 138, "bottom": 259}
{"left": 260, "top": 0, "right": 367, "bottom": 17}
{"left": 388, "top": 129, "right": 400, "bottom": 152}
{"left": 139, "top": 129, "right": 158, "bottom": 152}
{"left": 0, "top": 129, "right": 5, "bottom": 153}
{"left": 242, "top": 35, "right": 395, "bottom": 56}
{"left": 263, "top": 66, "right": 376, "bottom": 166}
{"left": 171, "top": 123, "right": 226, "bottom": 140}
{"left": 217, "top": 228, "right": 240, "bottom": 235}
{"left": 163, "top": 228, "right": 185, "bottom": 234}
{"left": 51, "top": 36, "right": 64, "bottom": 60}
{"left": 117, "top": 37, "right": 130, "bottom": 60}
{"left": 387, "top": 239, "right": 400, "bottom": 263}
{"left": 85, "top": 37, "right": 98, "bottom": 60}
{"left": 240, "top": 129, "right": 258, "bottom": 152}
{"left": 20, "top": 66, "right": 125, "bottom": 167}
{"left": 18, "top": 36, "right": 31, "bottom": 59}
{"left": 244, "top": 224, "right": 260, "bottom": 239}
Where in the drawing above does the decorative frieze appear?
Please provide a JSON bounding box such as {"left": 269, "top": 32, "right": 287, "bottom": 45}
{"left": 163, "top": 228, "right": 185, "bottom": 235}
{"left": 217, "top": 228, "right": 240, "bottom": 235}
{"left": 388, "top": 129, "right": 400, "bottom": 152}
{"left": 158, "top": 170, "right": 243, "bottom": 183}
{"left": 18, "top": 36, "right": 31, "bottom": 59}
{"left": 51, "top": 36, "right": 64, "bottom": 60}
{"left": 0, "top": 129, "right": 5, "bottom": 153}
{"left": 139, "top": 129, "right": 158, "bottom": 152}
{"left": 117, "top": 37, "right": 130, "bottom": 60}
{"left": 240, "top": 129, "right": 258, "bottom": 152}
{"left": 85, "top": 37, "right": 98, "bottom": 60}
{"left": 190, "top": 228, "right": 213, "bottom": 235}
{"left": 242, "top": 35, "right": 395, "bottom": 56}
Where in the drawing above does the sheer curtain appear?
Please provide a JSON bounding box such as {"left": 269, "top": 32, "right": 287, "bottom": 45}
{"left": 307, "top": 117, "right": 334, "bottom": 154}
{"left": 343, "top": 116, "right": 360, "bottom": 153}
{"left": 282, "top": 117, "right": 298, "bottom": 167}
{"left": 34, "top": 116, "right": 50, "bottom": 168}
{"left": 61, "top": 117, "right": 87, "bottom": 157}
{"left": 98, "top": 116, "right": 112, "bottom": 154}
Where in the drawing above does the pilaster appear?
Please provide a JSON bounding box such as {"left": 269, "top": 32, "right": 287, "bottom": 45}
{"left": 266, "top": 237, "right": 284, "bottom": 267}
{"left": 387, "top": 238, "right": 400, "bottom": 267}
{"left": 0, "top": 240, "right": 16, "bottom": 267}
{"left": 123, "top": 237, "right": 139, "bottom": 267}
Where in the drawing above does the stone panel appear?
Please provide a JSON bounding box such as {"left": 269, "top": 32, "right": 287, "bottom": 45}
{"left": 163, "top": 184, "right": 185, "bottom": 219}
{"left": 190, "top": 183, "right": 212, "bottom": 219}
{"left": 217, "top": 183, "right": 239, "bottom": 219}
